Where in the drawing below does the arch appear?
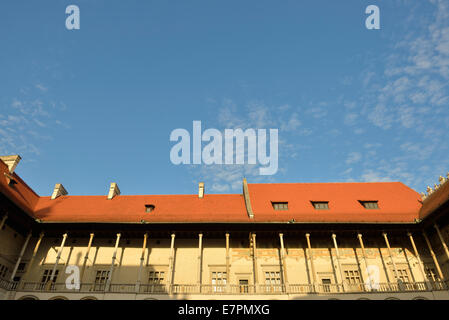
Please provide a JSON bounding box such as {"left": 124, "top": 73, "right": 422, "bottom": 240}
{"left": 385, "top": 297, "right": 400, "bottom": 300}
{"left": 81, "top": 296, "right": 98, "bottom": 300}
{"left": 18, "top": 295, "right": 39, "bottom": 300}
{"left": 357, "top": 298, "right": 370, "bottom": 300}
{"left": 144, "top": 298, "right": 158, "bottom": 300}
{"left": 413, "top": 296, "right": 428, "bottom": 300}
{"left": 49, "top": 296, "right": 69, "bottom": 300}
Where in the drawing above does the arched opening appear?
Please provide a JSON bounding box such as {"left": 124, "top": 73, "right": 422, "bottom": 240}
{"left": 81, "top": 296, "right": 98, "bottom": 300}
{"left": 49, "top": 296, "right": 68, "bottom": 300}
{"left": 18, "top": 295, "right": 39, "bottom": 300}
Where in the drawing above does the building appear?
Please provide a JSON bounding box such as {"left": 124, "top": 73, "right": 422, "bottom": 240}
{"left": 0, "top": 154, "right": 449, "bottom": 300}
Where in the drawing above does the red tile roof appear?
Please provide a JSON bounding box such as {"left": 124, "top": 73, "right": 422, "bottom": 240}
{"left": 0, "top": 157, "right": 442, "bottom": 224}
{"left": 248, "top": 182, "right": 422, "bottom": 223}
{"left": 33, "top": 194, "right": 249, "bottom": 223}
{"left": 0, "top": 160, "right": 39, "bottom": 216}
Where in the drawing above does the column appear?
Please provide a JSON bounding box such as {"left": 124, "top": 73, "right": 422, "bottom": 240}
{"left": 357, "top": 233, "right": 368, "bottom": 288}
{"left": 80, "top": 233, "right": 95, "bottom": 283}
{"left": 422, "top": 231, "right": 444, "bottom": 281}
{"left": 251, "top": 233, "right": 258, "bottom": 292}
{"left": 434, "top": 224, "right": 449, "bottom": 261}
{"left": 331, "top": 234, "right": 345, "bottom": 292}
{"left": 279, "top": 233, "right": 289, "bottom": 292}
{"left": 135, "top": 233, "right": 148, "bottom": 293}
{"left": 105, "top": 233, "right": 121, "bottom": 292}
{"left": 0, "top": 214, "right": 7, "bottom": 231}
{"left": 382, "top": 232, "right": 400, "bottom": 288}
{"left": 197, "top": 233, "right": 203, "bottom": 292}
{"left": 22, "top": 232, "right": 44, "bottom": 283}
{"left": 168, "top": 233, "right": 176, "bottom": 293}
{"left": 225, "top": 233, "right": 230, "bottom": 292}
{"left": 407, "top": 232, "right": 427, "bottom": 285}
{"left": 10, "top": 231, "right": 32, "bottom": 281}
{"left": 49, "top": 233, "right": 68, "bottom": 288}
{"left": 305, "top": 233, "right": 317, "bottom": 291}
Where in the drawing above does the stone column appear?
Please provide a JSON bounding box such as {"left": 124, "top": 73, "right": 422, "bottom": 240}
{"left": 80, "top": 233, "right": 95, "bottom": 283}
{"left": 332, "top": 234, "right": 345, "bottom": 292}
{"left": 47, "top": 233, "right": 68, "bottom": 290}
{"left": 382, "top": 232, "right": 400, "bottom": 288}
{"left": 136, "top": 233, "right": 148, "bottom": 293}
{"left": 10, "top": 231, "right": 32, "bottom": 281}
{"left": 105, "top": 233, "right": 121, "bottom": 292}
{"left": 357, "top": 233, "right": 368, "bottom": 288}
{"left": 434, "top": 224, "right": 449, "bottom": 261}
{"left": 407, "top": 232, "right": 427, "bottom": 284}
{"left": 422, "top": 231, "right": 444, "bottom": 281}
{"left": 251, "top": 233, "right": 258, "bottom": 292}
{"left": 0, "top": 214, "right": 7, "bottom": 231}
{"left": 168, "top": 233, "right": 176, "bottom": 293}
{"left": 279, "top": 233, "right": 289, "bottom": 293}
{"left": 305, "top": 233, "right": 317, "bottom": 291}
{"left": 22, "top": 232, "right": 44, "bottom": 283}
{"left": 197, "top": 233, "right": 203, "bottom": 292}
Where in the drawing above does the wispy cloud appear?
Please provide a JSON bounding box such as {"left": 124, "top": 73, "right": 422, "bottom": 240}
{"left": 0, "top": 83, "right": 69, "bottom": 158}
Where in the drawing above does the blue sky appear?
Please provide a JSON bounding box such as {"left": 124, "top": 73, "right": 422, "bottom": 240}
{"left": 1, "top": 0, "right": 448, "bottom": 196}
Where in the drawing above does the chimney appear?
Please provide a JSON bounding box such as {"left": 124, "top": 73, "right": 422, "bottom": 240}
{"left": 51, "top": 183, "right": 68, "bottom": 200}
{"left": 198, "top": 182, "right": 205, "bottom": 198}
{"left": 0, "top": 155, "right": 21, "bottom": 174}
{"left": 107, "top": 182, "right": 121, "bottom": 200}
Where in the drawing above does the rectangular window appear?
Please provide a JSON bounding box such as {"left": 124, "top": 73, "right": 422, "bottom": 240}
{"left": 239, "top": 279, "right": 249, "bottom": 293}
{"left": 264, "top": 271, "right": 281, "bottom": 292}
{"left": 321, "top": 278, "right": 331, "bottom": 293}
{"left": 41, "top": 269, "right": 58, "bottom": 283}
{"left": 312, "top": 201, "right": 329, "bottom": 210}
{"left": 211, "top": 271, "right": 227, "bottom": 292}
{"left": 0, "top": 264, "right": 8, "bottom": 278}
{"left": 395, "top": 269, "right": 410, "bottom": 283}
{"left": 359, "top": 201, "right": 379, "bottom": 209}
{"left": 344, "top": 269, "right": 362, "bottom": 284}
{"left": 425, "top": 266, "right": 439, "bottom": 281}
{"left": 272, "top": 202, "right": 288, "bottom": 211}
{"left": 94, "top": 270, "right": 109, "bottom": 291}
{"left": 17, "top": 262, "right": 26, "bottom": 272}
{"left": 148, "top": 271, "right": 165, "bottom": 284}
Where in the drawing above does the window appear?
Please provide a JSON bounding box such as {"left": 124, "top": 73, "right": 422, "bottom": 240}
{"left": 264, "top": 271, "right": 281, "bottom": 292}
{"left": 0, "top": 264, "right": 8, "bottom": 278}
{"left": 393, "top": 269, "right": 410, "bottom": 283}
{"left": 17, "top": 262, "right": 26, "bottom": 272}
{"left": 148, "top": 271, "right": 165, "bottom": 284}
{"left": 272, "top": 202, "right": 288, "bottom": 211}
{"left": 211, "top": 271, "right": 227, "bottom": 292}
{"left": 312, "top": 201, "right": 329, "bottom": 210}
{"left": 344, "top": 269, "right": 362, "bottom": 284}
{"left": 321, "top": 278, "right": 331, "bottom": 293}
{"left": 41, "top": 269, "right": 58, "bottom": 284}
{"left": 425, "top": 266, "right": 439, "bottom": 281}
{"left": 239, "top": 279, "right": 249, "bottom": 293}
{"left": 359, "top": 201, "right": 379, "bottom": 209}
{"left": 145, "top": 204, "right": 155, "bottom": 213}
{"left": 94, "top": 270, "right": 109, "bottom": 291}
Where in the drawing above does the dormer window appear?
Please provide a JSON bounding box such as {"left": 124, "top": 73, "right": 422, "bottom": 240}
{"left": 359, "top": 201, "right": 379, "bottom": 209}
{"left": 272, "top": 202, "right": 288, "bottom": 211}
{"left": 145, "top": 204, "right": 155, "bottom": 213}
{"left": 312, "top": 201, "right": 329, "bottom": 210}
